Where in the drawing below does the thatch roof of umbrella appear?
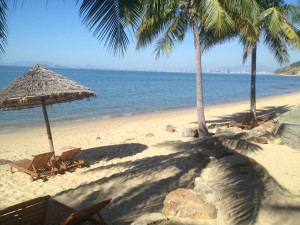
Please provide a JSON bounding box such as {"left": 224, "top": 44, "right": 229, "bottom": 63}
{"left": 0, "top": 64, "right": 96, "bottom": 154}
{"left": 0, "top": 64, "right": 96, "bottom": 111}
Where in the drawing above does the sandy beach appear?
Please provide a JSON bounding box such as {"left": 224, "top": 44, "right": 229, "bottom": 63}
{"left": 1, "top": 91, "right": 300, "bottom": 224}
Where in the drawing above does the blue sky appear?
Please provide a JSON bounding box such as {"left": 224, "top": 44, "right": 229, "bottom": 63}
{"left": 1, "top": 0, "right": 299, "bottom": 72}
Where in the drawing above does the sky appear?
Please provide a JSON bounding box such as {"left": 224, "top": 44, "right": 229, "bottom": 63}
{"left": 0, "top": 0, "right": 299, "bottom": 72}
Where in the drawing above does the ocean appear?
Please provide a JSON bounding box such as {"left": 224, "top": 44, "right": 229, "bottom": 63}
{"left": 1, "top": 65, "right": 300, "bottom": 132}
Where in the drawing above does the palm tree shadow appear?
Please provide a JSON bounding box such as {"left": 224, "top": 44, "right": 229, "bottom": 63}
{"left": 78, "top": 143, "right": 148, "bottom": 165}
{"left": 196, "top": 138, "right": 296, "bottom": 225}
{"left": 53, "top": 141, "right": 209, "bottom": 224}
{"left": 198, "top": 104, "right": 292, "bottom": 125}
{"left": 52, "top": 137, "right": 296, "bottom": 225}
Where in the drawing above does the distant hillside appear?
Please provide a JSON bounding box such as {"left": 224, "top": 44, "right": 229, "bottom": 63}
{"left": 275, "top": 61, "right": 300, "bottom": 76}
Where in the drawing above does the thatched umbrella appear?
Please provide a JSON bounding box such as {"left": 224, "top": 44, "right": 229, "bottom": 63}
{"left": 0, "top": 64, "right": 96, "bottom": 154}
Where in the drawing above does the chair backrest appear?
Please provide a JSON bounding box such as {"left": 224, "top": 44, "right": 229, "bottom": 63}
{"left": 30, "top": 152, "right": 54, "bottom": 171}
{"left": 0, "top": 196, "right": 50, "bottom": 225}
{"left": 58, "top": 148, "right": 81, "bottom": 162}
{"left": 264, "top": 114, "right": 276, "bottom": 122}
{"left": 60, "top": 199, "right": 111, "bottom": 225}
{"left": 241, "top": 113, "right": 254, "bottom": 125}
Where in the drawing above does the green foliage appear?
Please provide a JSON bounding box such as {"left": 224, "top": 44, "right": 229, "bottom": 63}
{"left": 275, "top": 67, "right": 288, "bottom": 73}
{"left": 291, "top": 61, "right": 300, "bottom": 67}
{"left": 0, "top": 0, "right": 8, "bottom": 58}
{"left": 275, "top": 61, "right": 300, "bottom": 74}
{"left": 77, "top": 0, "right": 143, "bottom": 56}
{"left": 136, "top": 0, "right": 242, "bottom": 58}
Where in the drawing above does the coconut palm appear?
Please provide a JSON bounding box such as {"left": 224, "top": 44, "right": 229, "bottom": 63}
{"left": 202, "top": 0, "right": 300, "bottom": 123}
{"left": 136, "top": 0, "right": 259, "bottom": 137}
{"left": 241, "top": 0, "right": 300, "bottom": 122}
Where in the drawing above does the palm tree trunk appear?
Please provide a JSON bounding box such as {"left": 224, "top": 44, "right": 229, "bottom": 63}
{"left": 250, "top": 44, "right": 257, "bottom": 123}
{"left": 192, "top": 16, "right": 209, "bottom": 138}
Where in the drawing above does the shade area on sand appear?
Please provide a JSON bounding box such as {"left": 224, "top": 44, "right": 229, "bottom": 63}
{"left": 1, "top": 91, "right": 300, "bottom": 224}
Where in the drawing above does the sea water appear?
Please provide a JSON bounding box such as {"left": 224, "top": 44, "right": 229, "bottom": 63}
{"left": 1, "top": 66, "right": 300, "bottom": 132}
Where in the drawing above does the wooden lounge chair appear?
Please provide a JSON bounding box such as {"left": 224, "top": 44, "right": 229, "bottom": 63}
{"left": 0, "top": 196, "right": 50, "bottom": 225}
{"left": 55, "top": 147, "right": 85, "bottom": 172}
{"left": 0, "top": 195, "right": 111, "bottom": 225}
{"left": 257, "top": 114, "right": 277, "bottom": 125}
{"left": 46, "top": 198, "right": 111, "bottom": 225}
{"left": 229, "top": 113, "right": 258, "bottom": 130}
{"left": 8, "top": 152, "right": 58, "bottom": 181}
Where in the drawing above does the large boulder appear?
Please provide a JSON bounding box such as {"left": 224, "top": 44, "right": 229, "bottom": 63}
{"left": 248, "top": 121, "right": 276, "bottom": 137}
{"left": 276, "top": 109, "right": 300, "bottom": 149}
{"left": 214, "top": 127, "right": 245, "bottom": 137}
{"left": 162, "top": 188, "right": 217, "bottom": 219}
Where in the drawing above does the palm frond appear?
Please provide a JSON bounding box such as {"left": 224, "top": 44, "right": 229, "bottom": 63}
{"left": 77, "top": 0, "right": 142, "bottom": 56}
{"left": 199, "top": 0, "right": 234, "bottom": 37}
{"left": 262, "top": 6, "right": 300, "bottom": 49}
{"left": 263, "top": 29, "right": 289, "bottom": 64}
{"left": 137, "top": 0, "right": 190, "bottom": 58}
{"left": 200, "top": 28, "right": 237, "bottom": 53}
{"left": 278, "top": 4, "right": 300, "bottom": 24}
{"left": 222, "top": 0, "right": 259, "bottom": 19}
{"left": 0, "top": 0, "right": 8, "bottom": 58}
{"left": 260, "top": 7, "right": 284, "bottom": 36}
{"left": 136, "top": 1, "right": 177, "bottom": 50}
{"left": 153, "top": 11, "right": 188, "bottom": 59}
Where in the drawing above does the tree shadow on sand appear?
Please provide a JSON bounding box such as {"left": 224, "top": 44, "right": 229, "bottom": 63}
{"left": 77, "top": 143, "right": 148, "bottom": 165}
{"left": 53, "top": 141, "right": 209, "bottom": 224}
{"left": 193, "top": 104, "right": 292, "bottom": 125}
{"left": 53, "top": 136, "right": 299, "bottom": 225}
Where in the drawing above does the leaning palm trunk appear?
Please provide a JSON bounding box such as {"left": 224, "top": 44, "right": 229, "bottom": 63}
{"left": 250, "top": 44, "right": 257, "bottom": 123}
{"left": 192, "top": 16, "right": 209, "bottom": 137}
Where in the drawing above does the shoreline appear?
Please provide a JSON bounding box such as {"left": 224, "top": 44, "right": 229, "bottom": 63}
{"left": 1, "top": 90, "right": 300, "bottom": 135}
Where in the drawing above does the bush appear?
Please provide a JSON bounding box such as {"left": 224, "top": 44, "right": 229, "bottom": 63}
{"left": 290, "top": 61, "right": 300, "bottom": 67}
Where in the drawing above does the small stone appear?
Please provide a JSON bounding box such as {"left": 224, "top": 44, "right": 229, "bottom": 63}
{"left": 145, "top": 133, "right": 154, "bottom": 137}
{"left": 247, "top": 136, "right": 268, "bottom": 144}
{"left": 182, "top": 128, "right": 199, "bottom": 138}
{"left": 131, "top": 213, "right": 168, "bottom": 225}
{"left": 166, "top": 125, "right": 177, "bottom": 133}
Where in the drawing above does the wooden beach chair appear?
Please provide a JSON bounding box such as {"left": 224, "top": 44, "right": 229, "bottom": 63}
{"left": 257, "top": 114, "right": 277, "bottom": 125}
{"left": 55, "top": 147, "right": 85, "bottom": 172}
{"left": 8, "top": 152, "right": 57, "bottom": 181}
{"left": 0, "top": 196, "right": 111, "bottom": 225}
{"left": 0, "top": 195, "right": 50, "bottom": 225}
{"left": 46, "top": 198, "right": 111, "bottom": 225}
{"left": 229, "top": 113, "right": 258, "bottom": 130}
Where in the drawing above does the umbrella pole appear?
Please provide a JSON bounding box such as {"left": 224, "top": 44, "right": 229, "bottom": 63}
{"left": 41, "top": 99, "right": 55, "bottom": 154}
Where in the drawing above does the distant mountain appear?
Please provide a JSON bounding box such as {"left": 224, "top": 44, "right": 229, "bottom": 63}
{"left": 275, "top": 61, "right": 300, "bottom": 76}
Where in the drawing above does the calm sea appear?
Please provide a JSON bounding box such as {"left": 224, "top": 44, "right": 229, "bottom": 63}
{"left": 1, "top": 65, "right": 300, "bottom": 132}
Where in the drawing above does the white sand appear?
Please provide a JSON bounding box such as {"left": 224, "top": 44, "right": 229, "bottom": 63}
{"left": 1, "top": 91, "right": 300, "bottom": 224}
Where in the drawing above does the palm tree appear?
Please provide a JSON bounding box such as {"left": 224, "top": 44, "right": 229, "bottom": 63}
{"left": 239, "top": 0, "right": 300, "bottom": 122}
{"left": 137, "top": 0, "right": 244, "bottom": 137}
{"left": 202, "top": 0, "right": 300, "bottom": 123}
{"left": 136, "top": 0, "right": 259, "bottom": 137}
